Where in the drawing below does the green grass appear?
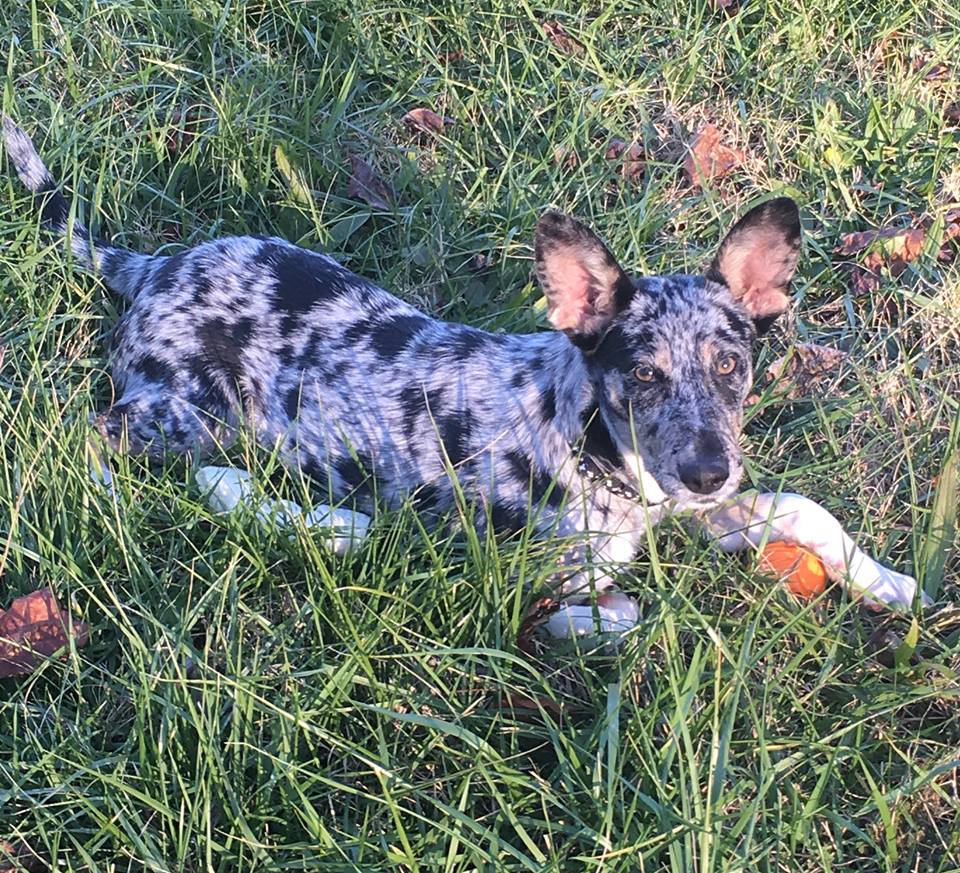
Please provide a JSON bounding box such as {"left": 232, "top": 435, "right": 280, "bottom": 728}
{"left": 2, "top": 1, "right": 960, "bottom": 870}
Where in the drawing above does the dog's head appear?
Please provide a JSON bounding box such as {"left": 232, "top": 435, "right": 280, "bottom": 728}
{"left": 535, "top": 198, "right": 801, "bottom": 512}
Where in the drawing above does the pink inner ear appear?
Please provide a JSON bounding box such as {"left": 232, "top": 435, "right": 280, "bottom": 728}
{"left": 720, "top": 229, "right": 794, "bottom": 318}
{"left": 740, "top": 286, "right": 790, "bottom": 318}
{"left": 545, "top": 254, "right": 595, "bottom": 331}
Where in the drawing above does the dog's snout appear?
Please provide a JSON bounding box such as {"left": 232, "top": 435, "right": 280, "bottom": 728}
{"left": 677, "top": 430, "right": 730, "bottom": 495}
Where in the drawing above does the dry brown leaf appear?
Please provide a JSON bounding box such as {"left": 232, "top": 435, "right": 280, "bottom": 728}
{"left": 836, "top": 212, "right": 960, "bottom": 294}
{"left": 605, "top": 138, "right": 645, "bottom": 181}
{"left": 437, "top": 50, "right": 464, "bottom": 63}
{"left": 765, "top": 343, "right": 848, "bottom": 399}
{"left": 944, "top": 103, "right": 960, "bottom": 125}
{"left": 0, "top": 587, "right": 89, "bottom": 678}
{"left": 164, "top": 106, "right": 202, "bottom": 158}
{"left": 915, "top": 59, "right": 952, "bottom": 82}
{"left": 517, "top": 596, "right": 560, "bottom": 654}
{"left": 848, "top": 265, "right": 883, "bottom": 296}
{"left": 683, "top": 124, "right": 744, "bottom": 188}
{"left": 709, "top": 0, "right": 739, "bottom": 12}
{"left": 0, "top": 840, "right": 44, "bottom": 873}
{"left": 541, "top": 20, "right": 585, "bottom": 56}
{"left": 346, "top": 155, "right": 394, "bottom": 211}
{"left": 872, "top": 30, "right": 906, "bottom": 68}
{"left": 498, "top": 692, "right": 564, "bottom": 717}
{"left": 552, "top": 145, "right": 579, "bottom": 170}
{"left": 402, "top": 107, "right": 454, "bottom": 135}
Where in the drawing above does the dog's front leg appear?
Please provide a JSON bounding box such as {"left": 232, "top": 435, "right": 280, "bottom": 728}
{"left": 696, "top": 491, "right": 930, "bottom": 610}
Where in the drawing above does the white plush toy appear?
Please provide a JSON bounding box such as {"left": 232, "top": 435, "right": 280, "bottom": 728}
{"left": 701, "top": 491, "right": 931, "bottom": 611}
{"left": 195, "top": 466, "right": 371, "bottom": 556}
{"left": 540, "top": 489, "right": 929, "bottom": 644}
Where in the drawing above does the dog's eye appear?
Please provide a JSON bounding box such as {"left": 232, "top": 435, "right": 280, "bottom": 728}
{"left": 634, "top": 365, "right": 657, "bottom": 382}
{"left": 715, "top": 355, "right": 738, "bottom": 376}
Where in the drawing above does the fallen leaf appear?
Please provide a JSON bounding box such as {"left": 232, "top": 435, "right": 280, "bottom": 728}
{"left": 836, "top": 225, "right": 926, "bottom": 261}
{"left": 872, "top": 30, "right": 905, "bottom": 68}
{"left": 346, "top": 155, "right": 394, "bottom": 211}
{"left": 468, "top": 253, "right": 492, "bottom": 272}
{"left": 765, "top": 343, "right": 848, "bottom": 399}
{"left": 605, "top": 138, "right": 645, "bottom": 181}
{"left": 541, "top": 20, "right": 585, "bottom": 57}
{"left": 944, "top": 103, "right": 960, "bottom": 125}
{"left": 683, "top": 124, "right": 744, "bottom": 188}
{"left": 836, "top": 212, "right": 960, "bottom": 294}
{"left": 709, "top": 0, "right": 738, "bottom": 11}
{"left": 912, "top": 57, "right": 952, "bottom": 82}
{"left": 437, "top": 50, "right": 464, "bottom": 63}
{"left": 498, "top": 692, "right": 563, "bottom": 717}
{"left": 402, "top": 107, "right": 454, "bottom": 135}
{"left": 164, "top": 106, "right": 202, "bottom": 158}
{"left": 0, "top": 840, "right": 44, "bottom": 873}
{"left": 552, "top": 145, "right": 579, "bottom": 170}
{"left": 848, "top": 265, "right": 883, "bottom": 296}
{"left": 0, "top": 587, "right": 89, "bottom": 678}
{"left": 518, "top": 596, "right": 560, "bottom": 654}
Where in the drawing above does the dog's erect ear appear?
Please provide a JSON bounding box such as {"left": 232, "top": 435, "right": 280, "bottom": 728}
{"left": 707, "top": 197, "right": 801, "bottom": 334}
{"left": 534, "top": 212, "right": 634, "bottom": 347}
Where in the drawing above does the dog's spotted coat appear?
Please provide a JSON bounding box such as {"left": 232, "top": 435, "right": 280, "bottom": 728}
{"left": 3, "top": 117, "right": 802, "bottom": 595}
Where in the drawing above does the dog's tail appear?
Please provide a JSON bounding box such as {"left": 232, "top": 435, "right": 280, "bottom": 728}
{"left": 3, "top": 116, "right": 154, "bottom": 299}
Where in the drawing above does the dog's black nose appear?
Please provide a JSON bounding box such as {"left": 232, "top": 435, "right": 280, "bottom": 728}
{"left": 678, "top": 431, "right": 730, "bottom": 494}
{"left": 678, "top": 458, "right": 729, "bottom": 494}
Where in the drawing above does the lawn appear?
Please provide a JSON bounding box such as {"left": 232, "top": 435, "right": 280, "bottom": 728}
{"left": 2, "top": 1, "right": 960, "bottom": 870}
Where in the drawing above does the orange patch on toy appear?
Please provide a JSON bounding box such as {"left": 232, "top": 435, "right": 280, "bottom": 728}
{"left": 757, "top": 542, "right": 827, "bottom": 599}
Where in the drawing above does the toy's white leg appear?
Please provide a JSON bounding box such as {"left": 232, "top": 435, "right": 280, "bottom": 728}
{"left": 699, "top": 492, "right": 931, "bottom": 611}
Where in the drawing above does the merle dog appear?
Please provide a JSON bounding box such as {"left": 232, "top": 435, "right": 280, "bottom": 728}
{"left": 3, "top": 117, "right": 801, "bottom": 596}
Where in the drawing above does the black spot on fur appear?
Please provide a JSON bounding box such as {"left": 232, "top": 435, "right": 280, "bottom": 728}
{"left": 137, "top": 353, "right": 176, "bottom": 385}
{"left": 284, "top": 385, "right": 301, "bottom": 421}
{"left": 591, "top": 326, "right": 636, "bottom": 376}
{"left": 439, "top": 411, "right": 473, "bottom": 467}
{"left": 400, "top": 384, "right": 447, "bottom": 435}
{"left": 511, "top": 371, "right": 526, "bottom": 390}
{"left": 369, "top": 315, "right": 430, "bottom": 359}
{"left": 152, "top": 256, "right": 182, "bottom": 293}
{"left": 335, "top": 451, "right": 373, "bottom": 493}
{"left": 490, "top": 501, "right": 525, "bottom": 533}
{"left": 198, "top": 316, "right": 255, "bottom": 385}
{"left": 437, "top": 327, "right": 489, "bottom": 358}
{"left": 411, "top": 482, "right": 441, "bottom": 512}
{"left": 505, "top": 450, "right": 532, "bottom": 482}
{"left": 580, "top": 405, "right": 623, "bottom": 469}
{"left": 266, "top": 243, "right": 344, "bottom": 313}
{"left": 505, "top": 451, "right": 565, "bottom": 508}
{"left": 540, "top": 386, "right": 556, "bottom": 422}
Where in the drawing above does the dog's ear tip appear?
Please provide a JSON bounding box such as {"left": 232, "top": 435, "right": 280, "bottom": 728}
{"left": 535, "top": 210, "right": 574, "bottom": 237}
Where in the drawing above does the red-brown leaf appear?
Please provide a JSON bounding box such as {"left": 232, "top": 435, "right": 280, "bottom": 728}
{"left": 499, "top": 692, "right": 564, "bottom": 717}
{"left": 552, "top": 145, "right": 579, "bottom": 170}
{"left": 541, "top": 20, "right": 585, "bottom": 56}
{"left": 848, "top": 265, "right": 882, "bottom": 296}
{"left": 0, "top": 840, "right": 44, "bottom": 873}
{"left": 709, "top": 0, "right": 739, "bottom": 11}
{"left": 0, "top": 587, "right": 89, "bottom": 678}
{"left": 346, "top": 155, "right": 394, "bottom": 211}
{"left": 683, "top": 124, "right": 745, "bottom": 188}
{"left": 765, "top": 343, "right": 848, "bottom": 399}
{"left": 605, "top": 138, "right": 645, "bottom": 181}
{"left": 402, "top": 107, "right": 454, "bottom": 134}
{"left": 517, "top": 596, "right": 560, "bottom": 654}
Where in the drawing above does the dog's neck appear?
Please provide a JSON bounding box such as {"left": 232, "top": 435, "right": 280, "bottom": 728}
{"left": 533, "top": 333, "right": 669, "bottom": 507}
